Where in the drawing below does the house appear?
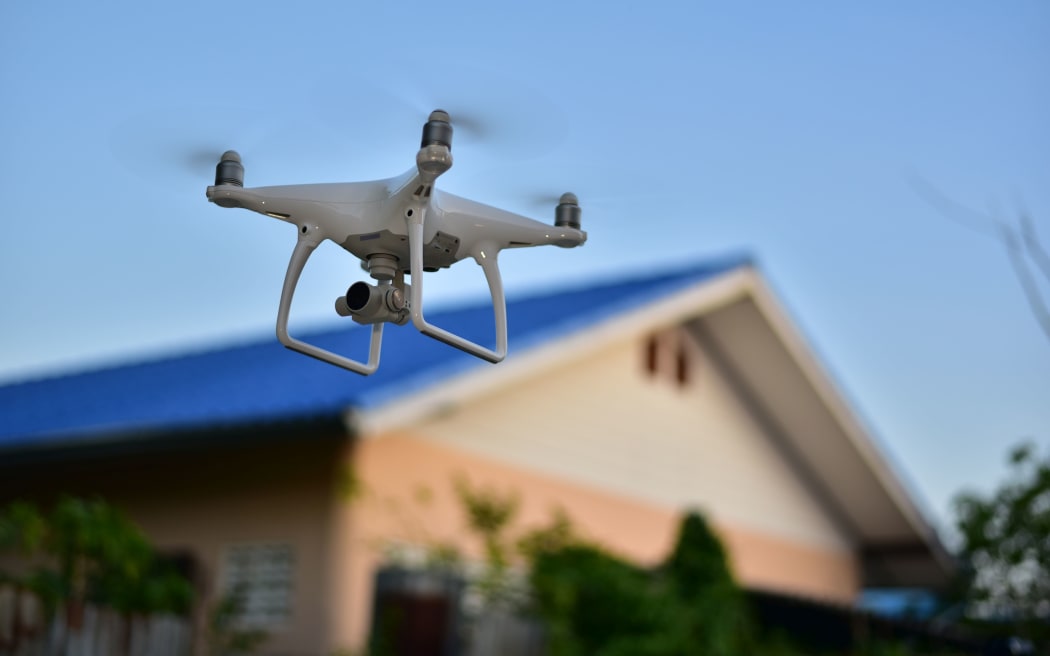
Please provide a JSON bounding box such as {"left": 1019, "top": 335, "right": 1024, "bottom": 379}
{"left": 0, "top": 255, "right": 953, "bottom": 654}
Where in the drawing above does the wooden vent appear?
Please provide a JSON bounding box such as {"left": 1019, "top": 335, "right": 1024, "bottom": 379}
{"left": 675, "top": 341, "right": 690, "bottom": 386}
{"left": 643, "top": 329, "right": 694, "bottom": 388}
{"left": 645, "top": 334, "right": 660, "bottom": 376}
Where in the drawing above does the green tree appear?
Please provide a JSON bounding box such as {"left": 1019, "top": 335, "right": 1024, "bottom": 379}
{"left": 453, "top": 474, "right": 520, "bottom": 603}
{"left": 952, "top": 441, "right": 1050, "bottom": 646}
{"left": 661, "top": 512, "right": 750, "bottom": 655}
{"left": 529, "top": 510, "right": 752, "bottom": 656}
{"left": 0, "top": 497, "right": 194, "bottom": 621}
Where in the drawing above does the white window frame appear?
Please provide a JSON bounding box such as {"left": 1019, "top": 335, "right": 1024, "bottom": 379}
{"left": 219, "top": 541, "right": 295, "bottom": 629}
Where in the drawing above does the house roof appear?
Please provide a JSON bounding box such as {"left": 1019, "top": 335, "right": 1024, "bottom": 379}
{"left": 0, "top": 255, "right": 750, "bottom": 452}
{"left": 0, "top": 254, "right": 953, "bottom": 588}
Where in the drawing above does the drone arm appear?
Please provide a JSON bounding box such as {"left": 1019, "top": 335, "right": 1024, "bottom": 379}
{"left": 406, "top": 210, "right": 508, "bottom": 363}
{"left": 276, "top": 228, "right": 384, "bottom": 375}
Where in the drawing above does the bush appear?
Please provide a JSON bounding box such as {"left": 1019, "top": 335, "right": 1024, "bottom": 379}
{"left": 0, "top": 496, "right": 194, "bottom": 618}
{"left": 529, "top": 510, "right": 752, "bottom": 656}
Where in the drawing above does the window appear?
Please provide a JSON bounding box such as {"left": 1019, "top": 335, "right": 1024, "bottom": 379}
{"left": 220, "top": 542, "right": 294, "bottom": 627}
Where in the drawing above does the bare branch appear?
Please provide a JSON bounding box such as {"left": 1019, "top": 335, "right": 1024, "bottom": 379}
{"left": 991, "top": 210, "right": 1050, "bottom": 342}
{"left": 1019, "top": 212, "right": 1050, "bottom": 283}
{"left": 909, "top": 176, "right": 1004, "bottom": 239}
{"left": 914, "top": 179, "right": 1050, "bottom": 343}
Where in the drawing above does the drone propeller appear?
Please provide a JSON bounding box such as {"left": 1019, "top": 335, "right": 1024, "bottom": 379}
{"left": 312, "top": 63, "right": 568, "bottom": 163}
{"left": 456, "top": 154, "right": 676, "bottom": 227}
{"left": 109, "top": 102, "right": 278, "bottom": 190}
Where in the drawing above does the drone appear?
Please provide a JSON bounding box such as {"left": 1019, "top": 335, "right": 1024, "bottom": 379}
{"left": 206, "top": 110, "right": 587, "bottom": 375}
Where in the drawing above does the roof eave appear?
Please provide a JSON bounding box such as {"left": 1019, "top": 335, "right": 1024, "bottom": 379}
{"left": 706, "top": 271, "right": 954, "bottom": 588}
{"left": 0, "top": 414, "right": 348, "bottom": 467}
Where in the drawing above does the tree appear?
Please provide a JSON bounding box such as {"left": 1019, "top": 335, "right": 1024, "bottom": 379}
{"left": 0, "top": 497, "right": 193, "bottom": 622}
{"left": 952, "top": 441, "right": 1050, "bottom": 646}
{"left": 453, "top": 474, "right": 520, "bottom": 603}
{"left": 662, "top": 512, "right": 749, "bottom": 655}
{"left": 529, "top": 510, "right": 752, "bottom": 656}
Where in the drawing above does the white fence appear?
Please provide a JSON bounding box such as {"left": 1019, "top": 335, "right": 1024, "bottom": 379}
{"left": 465, "top": 608, "right": 545, "bottom": 656}
{"left": 0, "top": 585, "right": 191, "bottom": 656}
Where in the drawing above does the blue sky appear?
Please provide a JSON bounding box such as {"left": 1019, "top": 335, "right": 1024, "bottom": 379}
{"left": 1, "top": 1, "right": 1047, "bottom": 532}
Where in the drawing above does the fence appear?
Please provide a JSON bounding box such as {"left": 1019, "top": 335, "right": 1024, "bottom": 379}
{"left": 370, "top": 566, "right": 545, "bottom": 656}
{"left": 465, "top": 607, "right": 544, "bottom": 656}
{"left": 0, "top": 584, "right": 192, "bottom": 656}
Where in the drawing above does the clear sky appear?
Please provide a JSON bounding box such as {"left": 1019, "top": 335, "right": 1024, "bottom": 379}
{"left": 1, "top": 1, "right": 1047, "bottom": 533}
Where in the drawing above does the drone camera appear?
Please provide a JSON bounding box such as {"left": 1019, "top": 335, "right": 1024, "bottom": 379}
{"left": 338, "top": 281, "right": 409, "bottom": 325}
{"left": 555, "top": 192, "right": 581, "bottom": 230}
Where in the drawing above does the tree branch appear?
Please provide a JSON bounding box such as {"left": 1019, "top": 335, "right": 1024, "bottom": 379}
{"left": 913, "top": 178, "right": 1050, "bottom": 343}
{"left": 1019, "top": 211, "right": 1050, "bottom": 283}
{"left": 996, "top": 218, "right": 1050, "bottom": 342}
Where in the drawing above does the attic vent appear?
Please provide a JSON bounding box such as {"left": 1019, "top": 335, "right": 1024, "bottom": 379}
{"left": 645, "top": 335, "right": 660, "bottom": 375}
{"left": 676, "top": 342, "right": 690, "bottom": 386}
{"left": 643, "top": 328, "right": 694, "bottom": 389}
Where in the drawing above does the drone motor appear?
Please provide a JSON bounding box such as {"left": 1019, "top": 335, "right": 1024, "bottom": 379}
{"left": 214, "top": 150, "right": 244, "bottom": 187}
{"left": 555, "top": 192, "right": 582, "bottom": 230}
{"left": 420, "top": 109, "right": 453, "bottom": 150}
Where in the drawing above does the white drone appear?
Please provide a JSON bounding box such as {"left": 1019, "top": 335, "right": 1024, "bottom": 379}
{"left": 206, "top": 110, "right": 587, "bottom": 375}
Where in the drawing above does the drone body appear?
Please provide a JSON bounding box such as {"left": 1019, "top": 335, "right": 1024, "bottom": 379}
{"left": 206, "top": 110, "right": 586, "bottom": 375}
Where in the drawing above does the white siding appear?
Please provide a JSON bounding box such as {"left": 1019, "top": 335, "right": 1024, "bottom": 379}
{"left": 414, "top": 331, "right": 854, "bottom": 552}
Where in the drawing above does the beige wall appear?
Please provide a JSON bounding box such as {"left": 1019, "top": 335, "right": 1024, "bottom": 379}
{"left": 410, "top": 329, "right": 855, "bottom": 554}
{"left": 333, "top": 431, "right": 860, "bottom": 651}
{"left": 0, "top": 435, "right": 346, "bottom": 656}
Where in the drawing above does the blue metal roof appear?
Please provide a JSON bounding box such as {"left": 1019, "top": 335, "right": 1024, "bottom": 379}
{"left": 0, "top": 256, "right": 750, "bottom": 451}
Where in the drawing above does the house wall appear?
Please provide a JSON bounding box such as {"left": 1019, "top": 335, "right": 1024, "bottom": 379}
{"left": 0, "top": 434, "right": 346, "bottom": 656}
{"left": 333, "top": 329, "right": 862, "bottom": 651}
{"left": 417, "top": 328, "right": 859, "bottom": 559}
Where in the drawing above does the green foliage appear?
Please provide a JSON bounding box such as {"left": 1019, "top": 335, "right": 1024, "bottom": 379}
{"left": 952, "top": 440, "right": 1050, "bottom": 646}
{"left": 454, "top": 474, "right": 519, "bottom": 564}
{"left": 661, "top": 512, "right": 750, "bottom": 655}
{"left": 453, "top": 475, "right": 521, "bottom": 603}
{"left": 0, "top": 501, "right": 47, "bottom": 554}
{"left": 665, "top": 511, "right": 734, "bottom": 595}
{"left": 23, "top": 567, "right": 67, "bottom": 618}
{"left": 531, "top": 544, "right": 675, "bottom": 656}
{"left": 337, "top": 465, "right": 366, "bottom": 501}
{"left": 529, "top": 510, "right": 752, "bottom": 656}
{"left": 517, "top": 507, "right": 577, "bottom": 561}
{"left": 205, "top": 590, "right": 270, "bottom": 656}
{"left": 0, "top": 496, "right": 194, "bottom": 617}
{"left": 421, "top": 477, "right": 958, "bottom": 655}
